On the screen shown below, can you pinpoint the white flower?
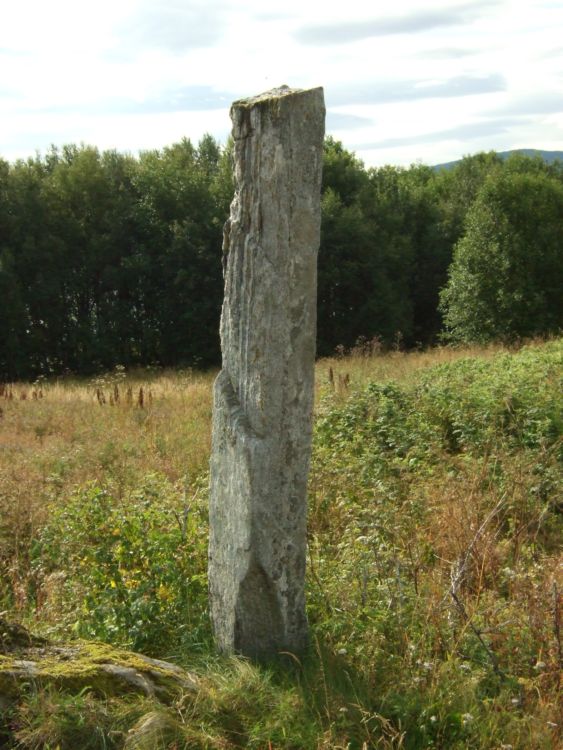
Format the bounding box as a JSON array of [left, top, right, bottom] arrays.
[[337, 648, 348, 656], [461, 713, 474, 725], [430, 715, 437, 723]]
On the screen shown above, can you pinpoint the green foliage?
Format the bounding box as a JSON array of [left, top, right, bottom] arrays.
[[316, 340, 561, 476], [2, 342, 562, 748], [1, 141, 560, 375], [318, 146, 438, 353], [34, 474, 210, 655], [321, 136, 368, 203], [0, 136, 228, 379], [308, 340, 562, 748], [440, 166, 563, 343], [317, 146, 530, 354]]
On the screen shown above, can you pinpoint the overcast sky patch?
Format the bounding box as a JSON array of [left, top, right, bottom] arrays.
[[354, 116, 526, 150], [28, 87, 237, 117], [0, 0, 561, 166], [0, 47, 29, 57], [416, 47, 476, 59], [537, 44, 563, 60], [115, 0, 227, 56], [328, 74, 505, 107], [295, 1, 497, 45], [120, 87, 236, 115], [0, 86, 18, 99], [491, 93, 563, 116], [326, 112, 374, 130]]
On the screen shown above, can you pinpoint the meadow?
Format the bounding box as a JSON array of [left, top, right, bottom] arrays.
[[0, 340, 561, 749]]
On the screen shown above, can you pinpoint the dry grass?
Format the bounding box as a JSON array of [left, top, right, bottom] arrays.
[[0, 344, 508, 541], [1, 368, 214, 483], [0, 368, 215, 614], [317, 341, 512, 400], [0, 340, 561, 749], [0, 341, 533, 619]]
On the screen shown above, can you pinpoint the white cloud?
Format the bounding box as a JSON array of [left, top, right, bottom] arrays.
[[0, 0, 561, 165]]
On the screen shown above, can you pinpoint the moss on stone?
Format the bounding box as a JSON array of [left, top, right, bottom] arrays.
[[0, 623, 198, 704]]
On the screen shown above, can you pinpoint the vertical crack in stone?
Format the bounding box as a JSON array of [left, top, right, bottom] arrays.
[[209, 86, 325, 658]]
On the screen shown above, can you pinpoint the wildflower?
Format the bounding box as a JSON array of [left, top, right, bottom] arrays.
[[430, 715, 437, 723], [157, 584, 172, 601], [337, 647, 348, 656], [461, 713, 474, 725], [459, 663, 471, 672]]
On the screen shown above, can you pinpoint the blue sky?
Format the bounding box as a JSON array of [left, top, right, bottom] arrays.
[[1, 0, 562, 166]]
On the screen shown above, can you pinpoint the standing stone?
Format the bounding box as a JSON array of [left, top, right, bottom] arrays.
[[209, 86, 325, 659]]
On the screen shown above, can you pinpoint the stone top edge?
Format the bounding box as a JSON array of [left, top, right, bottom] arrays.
[[231, 85, 324, 109]]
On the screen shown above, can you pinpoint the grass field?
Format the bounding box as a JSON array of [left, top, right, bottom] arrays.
[[1, 340, 561, 748]]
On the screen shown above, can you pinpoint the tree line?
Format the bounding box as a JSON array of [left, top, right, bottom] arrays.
[[0, 137, 561, 379]]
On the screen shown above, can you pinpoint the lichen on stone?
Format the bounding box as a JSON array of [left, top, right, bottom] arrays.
[[0, 618, 198, 704]]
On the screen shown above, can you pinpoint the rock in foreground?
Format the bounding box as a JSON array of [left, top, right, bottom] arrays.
[[0, 618, 197, 704]]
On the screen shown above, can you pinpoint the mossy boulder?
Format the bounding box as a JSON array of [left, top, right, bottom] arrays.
[[0, 618, 198, 704]]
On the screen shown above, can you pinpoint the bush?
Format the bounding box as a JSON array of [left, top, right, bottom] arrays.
[[308, 341, 562, 748], [34, 474, 210, 655], [440, 170, 563, 343]]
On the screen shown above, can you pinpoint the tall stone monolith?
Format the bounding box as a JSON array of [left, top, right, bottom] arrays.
[[209, 86, 325, 659]]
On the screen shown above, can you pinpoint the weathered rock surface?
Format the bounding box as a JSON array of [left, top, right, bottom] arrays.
[[0, 618, 197, 703], [209, 86, 325, 658]]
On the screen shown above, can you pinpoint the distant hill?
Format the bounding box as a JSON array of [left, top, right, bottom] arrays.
[[434, 148, 563, 171]]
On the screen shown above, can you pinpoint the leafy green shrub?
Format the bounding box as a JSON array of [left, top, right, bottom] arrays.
[[315, 340, 562, 471], [416, 341, 562, 453], [440, 169, 563, 343], [34, 473, 210, 655], [308, 341, 562, 748]]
